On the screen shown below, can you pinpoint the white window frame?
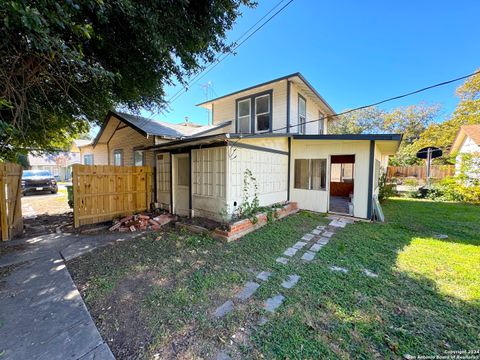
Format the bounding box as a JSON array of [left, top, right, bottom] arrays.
[[298, 95, 306, 134], [255, 94, 271, 133], [133, 149, 145, 166], [318, 111, 325, 135], [113, 149, 123, 166], [294, 158, 327, 190], [237, 98, 251, 134]]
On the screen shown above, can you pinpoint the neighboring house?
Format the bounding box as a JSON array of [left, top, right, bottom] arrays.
[[451, 124, 480, 178], [27, 154, 65, 180], [84, 72, 402, 220]]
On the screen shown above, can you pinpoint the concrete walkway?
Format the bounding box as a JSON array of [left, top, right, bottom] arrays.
[[0, 231, 138, 359]]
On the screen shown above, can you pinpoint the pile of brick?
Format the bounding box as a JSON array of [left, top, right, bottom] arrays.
[[109, 213, 176, 232]]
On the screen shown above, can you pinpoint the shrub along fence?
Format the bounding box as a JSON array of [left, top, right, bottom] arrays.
[[387, 165, 454, 181], [0, 162, 23, 241], [72, 164, 153, 227]]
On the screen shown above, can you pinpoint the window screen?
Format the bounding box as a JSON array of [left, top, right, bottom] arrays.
[[255, 94, 270, 132], [134, 150, 144, 166], [177, 157, 190, 186], [298, 96, 306, 134]]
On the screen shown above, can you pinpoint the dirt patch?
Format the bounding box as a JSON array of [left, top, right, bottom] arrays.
[[23, 212, 73, 237], [177, 216, 223, 231], [78, 270, 162, 359]]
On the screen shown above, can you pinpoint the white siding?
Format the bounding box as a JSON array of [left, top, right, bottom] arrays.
[[456, 136, 480, 176], [290, 140, 371, 218], [289, 82, 328, 135], [212, 80, 288, 133], [191, 147, 227, 220], [226, 138, 288, 216]]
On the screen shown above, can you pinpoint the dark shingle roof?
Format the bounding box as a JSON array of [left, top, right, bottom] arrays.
[[114, 112, 184, 138]]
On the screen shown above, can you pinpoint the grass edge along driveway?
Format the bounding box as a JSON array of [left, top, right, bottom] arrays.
[[68, 198, 480, 359]]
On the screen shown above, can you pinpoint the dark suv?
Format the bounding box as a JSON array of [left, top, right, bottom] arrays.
[[22, 170, 58, 195]]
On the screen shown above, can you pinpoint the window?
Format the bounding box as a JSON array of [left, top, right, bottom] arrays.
[[331, 163, 354, 183], [113, 149, 123, 166], [237, 99, 251, 133], [298, 95, 306, 134], [255, 94, 270, 132], [177, 157, 190, 186], [294, 159, 326, 190], [134, 149, 144, 166], [318, 111, 325, 134], [83, 154, 93, 165]]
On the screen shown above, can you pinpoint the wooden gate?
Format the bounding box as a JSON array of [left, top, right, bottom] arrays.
[[72, 164, 153, 227], [0, 163, 23, 241]]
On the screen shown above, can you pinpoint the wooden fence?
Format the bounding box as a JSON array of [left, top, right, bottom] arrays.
[[0, 163, 23, 241], [387, 165, 455, 181], [72, 164, 153, 227]]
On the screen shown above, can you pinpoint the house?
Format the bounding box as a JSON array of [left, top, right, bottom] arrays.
[[83, 73, 402, 220], [451, 124, 480, 178], [27, 154, 66, 180]]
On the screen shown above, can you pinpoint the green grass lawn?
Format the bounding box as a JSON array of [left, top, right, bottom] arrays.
[[68, 199, 480, 359]]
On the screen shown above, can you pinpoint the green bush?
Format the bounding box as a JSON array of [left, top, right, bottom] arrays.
[[426, 177, 480, 204], [378, 173, 396, 203]]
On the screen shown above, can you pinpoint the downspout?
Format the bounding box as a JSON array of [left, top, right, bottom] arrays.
[[367, 140, 375, 220], [286, 80, 291, 133]]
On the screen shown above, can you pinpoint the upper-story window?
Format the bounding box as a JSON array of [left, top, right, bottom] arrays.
[[237, 99, 251, 133], [255, 94, 271, 132], [298, 95, 306, 134], [236, 91, 272, 134], [318, 111, 325, 134]]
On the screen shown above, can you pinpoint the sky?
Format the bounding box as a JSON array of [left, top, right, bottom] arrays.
[[140, 0, 480, 127]]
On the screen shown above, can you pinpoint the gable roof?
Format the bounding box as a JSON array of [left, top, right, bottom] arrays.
[[196, 72, 336, 115], [92, 110, 232, 146], [451, 124, 480, 152]]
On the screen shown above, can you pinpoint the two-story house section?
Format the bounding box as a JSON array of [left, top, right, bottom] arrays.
[[196, 72, 335, 135], [83, 73, 402, 221]]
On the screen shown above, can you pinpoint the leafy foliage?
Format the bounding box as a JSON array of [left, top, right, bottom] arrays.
[[239, 168, 260, 222], [377, 172, 396, 203], [0, 0, 253, 160]]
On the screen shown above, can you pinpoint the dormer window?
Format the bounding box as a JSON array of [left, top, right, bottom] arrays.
[[236, 90, 272, 134]]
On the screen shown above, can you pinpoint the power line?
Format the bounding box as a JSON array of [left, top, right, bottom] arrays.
[[228, 69, 480, 153], [168, 0, 295, 104]]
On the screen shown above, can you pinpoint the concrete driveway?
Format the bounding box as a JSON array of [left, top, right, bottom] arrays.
[[0, 230, 140, 359]]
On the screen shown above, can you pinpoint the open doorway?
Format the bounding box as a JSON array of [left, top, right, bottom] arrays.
[[172, 153, 190, 217], [329, 155, 355, 215]]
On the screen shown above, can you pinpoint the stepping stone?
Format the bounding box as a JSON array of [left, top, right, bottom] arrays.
[[309, 243, 323, 252], [235, 281, 260, 301], [281, 274, 300, 289], [276, 257, 289, 265], [256, 271, 272, 281], [264, 294, 285, 312], [363, 269, 379, 278], [216, 351, 231, 360], [316, 225, 326, 230], [317, 237, 330, 245], [283, 247, 298, 257], [329, 266, 348, 274], [434, 234, 448, 239], [329, 219, 346, 228], [292, 241, 307, 249], [214, 300, 234, 318], [257, 316, 268, 326], [301, 233, 315, 241], [311, 228, 322, 235], [323, 231, 335, 238], [301, 251, 315, 261]]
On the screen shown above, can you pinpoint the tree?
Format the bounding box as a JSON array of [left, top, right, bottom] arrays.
[[331, 103, 440, 165], [410, 70, 480, 164], [0, 0, 253, 161]]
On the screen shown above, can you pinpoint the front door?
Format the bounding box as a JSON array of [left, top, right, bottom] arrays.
[[172, 153, 190, 216]]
